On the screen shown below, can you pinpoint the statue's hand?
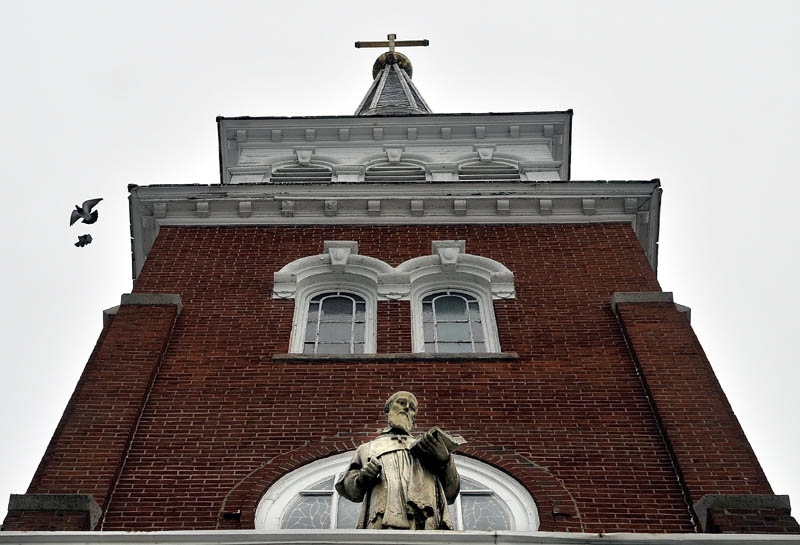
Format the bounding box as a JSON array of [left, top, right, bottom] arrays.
[[356, 459, 382, 487], [418, 430, 451, 465]]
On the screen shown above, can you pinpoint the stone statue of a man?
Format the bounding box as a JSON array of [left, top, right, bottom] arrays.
[[335, 391, 462, 530]]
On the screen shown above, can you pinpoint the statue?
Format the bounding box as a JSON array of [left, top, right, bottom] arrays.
[[335, 391, 465, 530]]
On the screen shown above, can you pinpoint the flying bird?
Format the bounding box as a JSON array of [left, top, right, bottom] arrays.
[[70, 198, 103, 225], [74, 234, 93, 247]]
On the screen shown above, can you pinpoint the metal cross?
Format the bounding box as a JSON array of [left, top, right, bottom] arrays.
[[355, 34, 429, 54]]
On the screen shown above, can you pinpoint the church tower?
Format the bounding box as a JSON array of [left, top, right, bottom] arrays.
[[3, 36, 798, 541]]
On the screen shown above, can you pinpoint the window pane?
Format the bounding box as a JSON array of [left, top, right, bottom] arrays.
[[471, 322, 484, 342], [460, 477, 484, 491], [283, 495, 332, 529], [307, 303, 319, 321], [468, 302, 481, 321], [422, 302, 434, 322], [353, 343, 364, 354], [423, 322, 434, 342], [435, 296, 467, 321], [437, 322, 471, 342], [321, 297, 354, 322], [355, 302, 366, 322], [424, 342, 436, 353], [308, 476, 334, 490], [437, 342, 473, 353], [304, 322, 318, 342], [337, 496, 361, 529], [303, 343, 316, 354], [473, 341, 486, 353], [316, 343, 352, 354], [461, 494, 509, 531], [354, 323, 365, 343], [319, 322, 352, 342]]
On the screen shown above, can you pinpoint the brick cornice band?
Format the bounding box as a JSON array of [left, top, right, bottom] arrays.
[[693, 494, 795, 533], [120, 293, 182, 314]]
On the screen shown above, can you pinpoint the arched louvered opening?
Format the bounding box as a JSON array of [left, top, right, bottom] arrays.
[[458, 162, 521, 182], [365, 162, 426, 183], [271, 164, 332, 183]]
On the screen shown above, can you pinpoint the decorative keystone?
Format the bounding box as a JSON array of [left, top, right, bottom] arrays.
[[367, 200, 381, 216], [497, 199, 510, 215], [432, 240, 465, 273], [582, 198, 596, 216], [295, 148, 314, 166], [410, 200, 424, 216], [196, 202, 210, 218], [385, 147, 403, 164], [453, 199, 467, 216], [539, 199, 553, 215], [324, 241, 358, 274], [475, 145, 495, 162]]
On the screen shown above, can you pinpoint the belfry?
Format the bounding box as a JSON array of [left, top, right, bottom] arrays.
[[2, 36, 798, 543]]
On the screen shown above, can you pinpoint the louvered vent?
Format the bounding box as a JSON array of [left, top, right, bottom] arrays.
[[271, 164, 332, 183], [365, 163, 426, 183], [458, 162, 521, 182]]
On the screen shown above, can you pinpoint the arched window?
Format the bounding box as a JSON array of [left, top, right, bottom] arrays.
[[255, 453, 539, 531], [421, 291, 487, 353], [298, 291, 369, 355]]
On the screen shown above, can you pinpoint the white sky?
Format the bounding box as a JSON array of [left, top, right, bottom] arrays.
[[1, 0, 797, 526]]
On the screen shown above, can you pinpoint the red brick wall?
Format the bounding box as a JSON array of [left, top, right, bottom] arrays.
[[615, 302, 772, 500], [9, 304, 178, 528], [15, 224, 774, 533], [707, 508, 800, 534]]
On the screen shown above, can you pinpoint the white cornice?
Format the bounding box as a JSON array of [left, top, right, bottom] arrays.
[[128, 181, 660, 281], [2, 530, 798, 545]]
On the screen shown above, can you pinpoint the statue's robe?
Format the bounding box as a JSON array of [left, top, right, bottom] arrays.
[[335, 430, 460, 530]]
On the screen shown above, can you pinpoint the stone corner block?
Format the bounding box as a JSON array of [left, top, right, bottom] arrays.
[[693, 494, 792, 532], [610, 291, 674, 314], [120, 293, 183, 315], [8, 493, 102, 530]]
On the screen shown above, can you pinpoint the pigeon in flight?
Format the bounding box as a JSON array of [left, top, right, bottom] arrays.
[[74, 234, 93, 247], [70, 198, 103, 225]]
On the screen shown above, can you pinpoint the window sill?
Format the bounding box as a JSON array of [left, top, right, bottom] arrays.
[[272, 352, 519, 363]]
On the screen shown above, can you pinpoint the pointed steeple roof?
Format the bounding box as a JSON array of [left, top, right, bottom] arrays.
[[355, 51, 432, 116]]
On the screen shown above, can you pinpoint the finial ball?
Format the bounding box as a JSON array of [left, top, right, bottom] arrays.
[[373, 52, 413, 80]]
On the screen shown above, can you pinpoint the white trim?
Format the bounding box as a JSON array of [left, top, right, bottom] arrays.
[[3, 531, 800, 545], [254, 453, 539, 532], [255, 453, 352, 531]]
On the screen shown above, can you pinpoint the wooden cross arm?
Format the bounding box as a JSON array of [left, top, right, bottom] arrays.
[[354, 39, 429, 48]]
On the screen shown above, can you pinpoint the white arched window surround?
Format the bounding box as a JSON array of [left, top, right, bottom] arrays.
[[273, 241, 515, 354], [254, 452, 539, 531]]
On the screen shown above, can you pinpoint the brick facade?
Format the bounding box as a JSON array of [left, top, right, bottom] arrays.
[[4, 223, 794, 534]]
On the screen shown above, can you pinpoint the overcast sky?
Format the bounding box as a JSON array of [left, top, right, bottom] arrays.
[[1, 0, 797, 526]]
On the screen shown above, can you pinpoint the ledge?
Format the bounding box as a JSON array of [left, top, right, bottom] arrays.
[[2, 529, 799, 545], [7, 494, 101, 530], [693, 494, 792, 532], [120, 293, 183, 314], [273, 352, 519, 363]]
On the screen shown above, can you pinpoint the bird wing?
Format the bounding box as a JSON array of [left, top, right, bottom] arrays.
[[82, 198, 103, 212], [70, 209, 81, 225]]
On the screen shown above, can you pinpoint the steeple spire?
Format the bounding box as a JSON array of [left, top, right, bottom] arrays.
[[353, 34, 432, 116]]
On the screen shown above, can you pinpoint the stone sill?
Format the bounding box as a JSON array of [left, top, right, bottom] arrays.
[[273, 352, 519, 363]]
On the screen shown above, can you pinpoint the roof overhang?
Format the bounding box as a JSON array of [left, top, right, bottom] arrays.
[[128, 180, 661, 280]]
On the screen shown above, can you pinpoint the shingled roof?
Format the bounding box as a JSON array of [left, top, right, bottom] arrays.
[[354, 51, 431, 116]]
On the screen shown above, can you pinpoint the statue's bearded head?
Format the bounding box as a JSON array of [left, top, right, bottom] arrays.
[[384, 391, 418, 433]]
